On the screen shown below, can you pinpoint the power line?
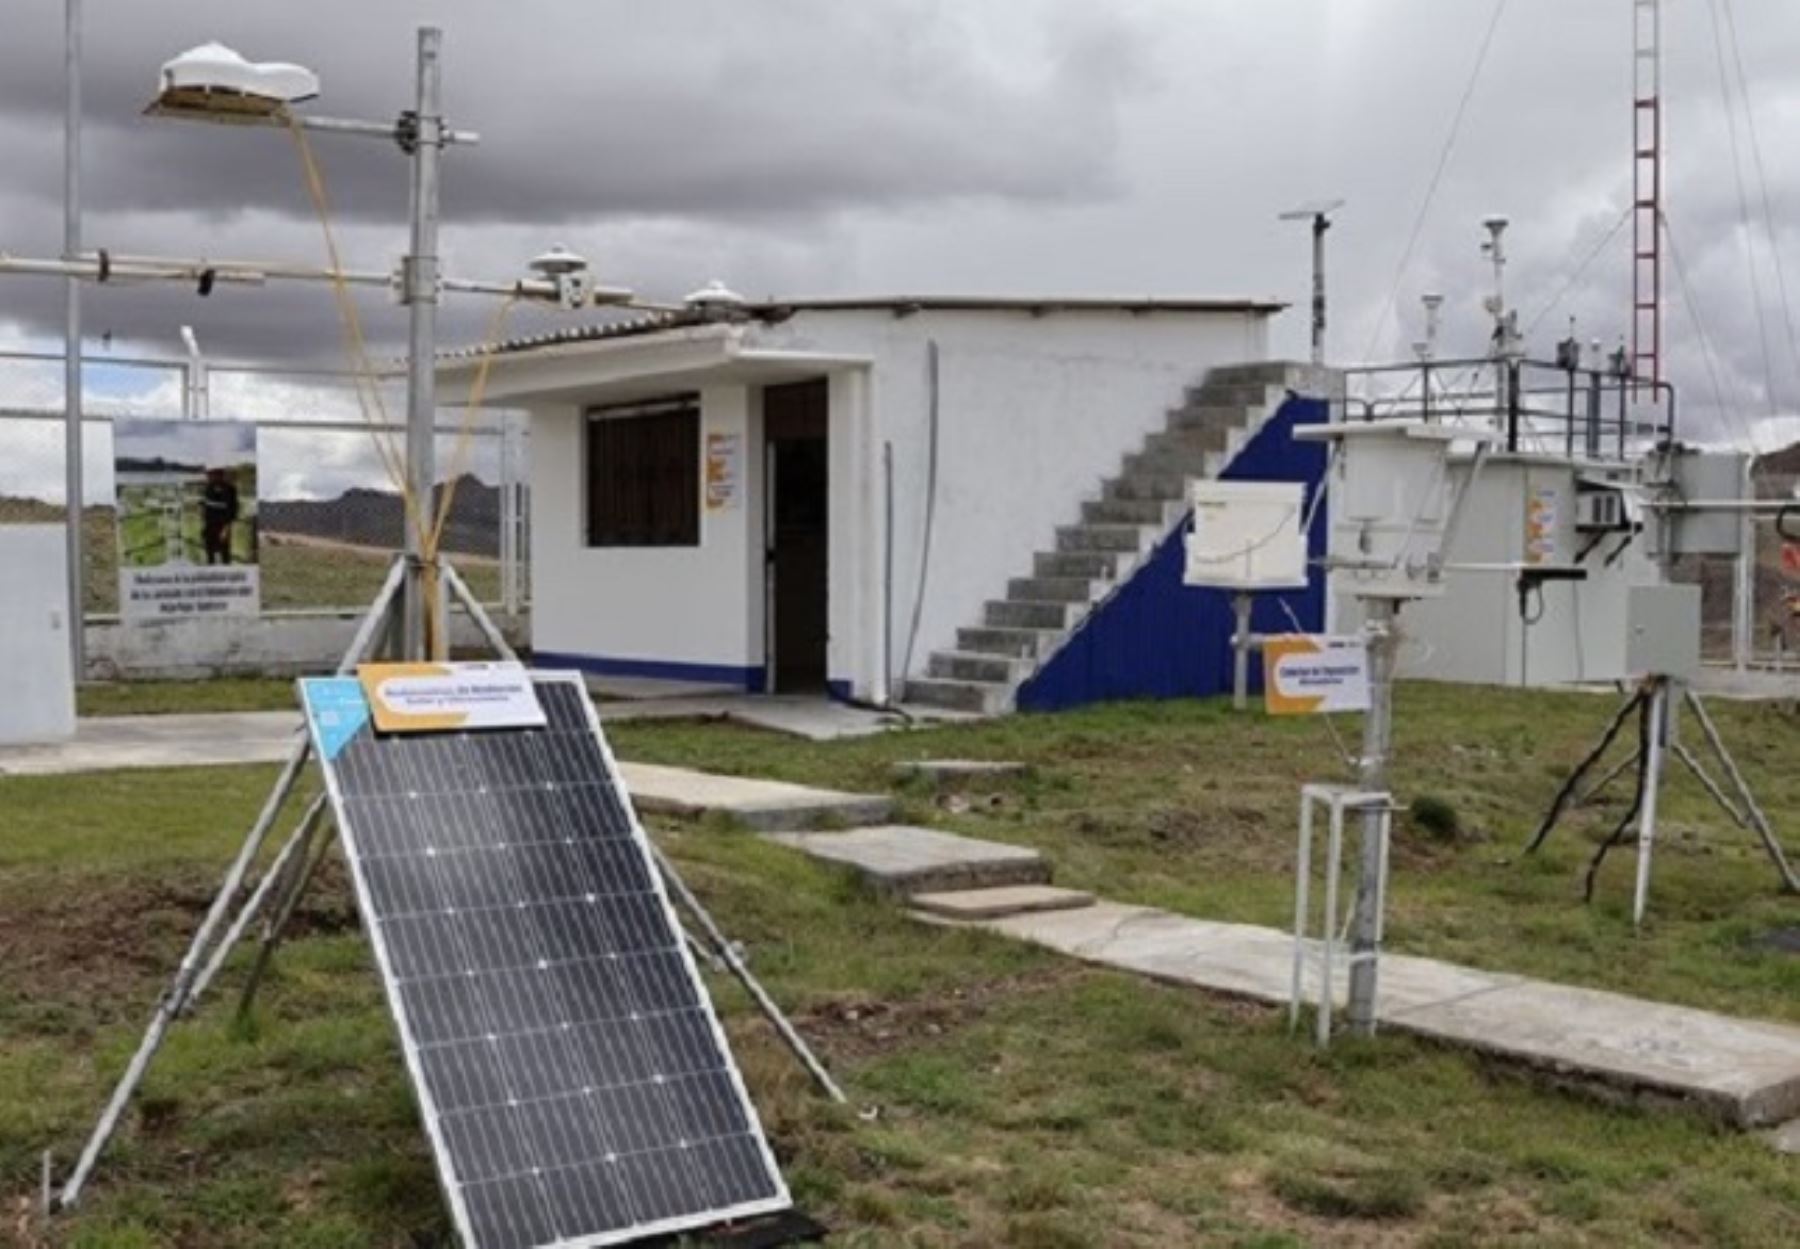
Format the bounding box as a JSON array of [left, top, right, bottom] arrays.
[[1719, 0, 1800, 407], [1361, 0, 1511, 362], [1664, 210, 1756, 451], [1703, 0, 1779, 416], [1522, 205, 1631, 338]]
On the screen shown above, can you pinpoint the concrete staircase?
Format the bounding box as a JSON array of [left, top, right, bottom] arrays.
[[905, 361, 1321, 715]]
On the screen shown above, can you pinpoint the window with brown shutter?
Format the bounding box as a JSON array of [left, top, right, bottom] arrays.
[[584, 396, 701, 547]]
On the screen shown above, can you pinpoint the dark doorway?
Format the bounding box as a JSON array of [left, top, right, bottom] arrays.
[[764, 380, 829, 693]]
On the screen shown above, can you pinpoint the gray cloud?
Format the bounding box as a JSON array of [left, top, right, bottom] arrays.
[[2, 0, 1800, 450]]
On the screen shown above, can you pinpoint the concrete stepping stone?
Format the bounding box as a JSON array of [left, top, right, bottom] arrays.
[[764, 825, 1050, 896], [910, 884, 1094, 921], [619, 762, 893, 831]]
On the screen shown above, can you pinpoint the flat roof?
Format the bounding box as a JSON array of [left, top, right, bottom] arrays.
[[441, 293, 1286, 364]]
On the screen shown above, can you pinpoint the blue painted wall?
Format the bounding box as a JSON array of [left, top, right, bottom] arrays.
[[1014, 394, 1330, 713], [532, 650, 766, 692]]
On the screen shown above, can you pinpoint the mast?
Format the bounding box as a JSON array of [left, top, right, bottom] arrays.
[[1632, 0, 1663, 390]]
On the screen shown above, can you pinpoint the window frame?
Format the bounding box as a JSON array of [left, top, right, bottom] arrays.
[[582, 394, 702, 549]]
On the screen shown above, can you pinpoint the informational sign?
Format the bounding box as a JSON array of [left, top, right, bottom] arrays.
[[114, 419, 259, 622], [1263, 635, 1371, 716], [705, 430, 742, 512], [357, 661, 547, 734], [1524, 485, 1560, 566]]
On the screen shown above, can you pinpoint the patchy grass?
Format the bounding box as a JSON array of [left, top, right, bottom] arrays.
[[77, 680, 300, 719], [4, 688, 1800, 1245]]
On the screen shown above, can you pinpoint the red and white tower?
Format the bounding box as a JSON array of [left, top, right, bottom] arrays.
[[1632, 0, 1663, 388]]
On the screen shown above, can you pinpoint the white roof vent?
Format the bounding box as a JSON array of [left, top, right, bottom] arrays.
[[684, 280, 748, 314]]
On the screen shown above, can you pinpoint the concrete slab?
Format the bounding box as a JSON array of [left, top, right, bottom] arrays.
[[963, 901, 1800, 1127], [594, 694, 905, 741], [893, 759, 1031, 783], [619, 762, 893, 831], [766, 826, 1051, 895], [1767, 1118, 1800, 1155], [910, 884, 1093, 920], [0, 711, 303, 776]]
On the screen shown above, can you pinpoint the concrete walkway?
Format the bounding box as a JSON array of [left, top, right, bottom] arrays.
[[0, 711, 302, 776], [935, 898, 1800, 1128]]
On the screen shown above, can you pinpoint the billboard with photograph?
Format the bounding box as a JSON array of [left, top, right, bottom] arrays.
[[114, 419, 259, 622]]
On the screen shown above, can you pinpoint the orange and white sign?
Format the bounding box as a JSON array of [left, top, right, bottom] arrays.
[[357, 661, 546, 734], [1524, 486, 1560, 566], [1263, 635, 1371, 716]]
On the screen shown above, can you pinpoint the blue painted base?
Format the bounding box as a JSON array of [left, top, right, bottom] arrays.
[[532, 650, 766, 693], [1014, 394, 1330, 713]]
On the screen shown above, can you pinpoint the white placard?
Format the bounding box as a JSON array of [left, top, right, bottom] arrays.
[[358, 661, 547, 733], [1263, 635, 1371, 716]]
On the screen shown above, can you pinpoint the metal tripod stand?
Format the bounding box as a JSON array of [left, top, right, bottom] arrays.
[[50, 555, 844, 1214], [1525, 672, 1800, 925]]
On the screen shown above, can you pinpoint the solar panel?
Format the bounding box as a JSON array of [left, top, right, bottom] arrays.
[[299, 670, 791, 1249]]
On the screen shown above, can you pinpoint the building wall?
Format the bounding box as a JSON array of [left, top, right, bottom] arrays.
[[1014, 394, 1330, 711], [754, 308, 1273, 697], [528, 384, 768, 687]]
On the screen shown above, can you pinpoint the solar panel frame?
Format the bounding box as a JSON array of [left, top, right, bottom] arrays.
[[301, 669, 792, 1249]]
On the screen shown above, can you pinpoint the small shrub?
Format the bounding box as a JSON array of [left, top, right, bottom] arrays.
[[1409, 794, 1462, 842]]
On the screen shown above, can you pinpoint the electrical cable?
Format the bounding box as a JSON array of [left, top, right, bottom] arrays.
[[899, 340, 942, 682], [1718, 0, 1800, 406], [1362, 0, 1512, 361], [1703, 0, 1779, 416], [1663, 210, 1754, 449], [1521, 206, 1631, 338], [281, 105, 521, 650]]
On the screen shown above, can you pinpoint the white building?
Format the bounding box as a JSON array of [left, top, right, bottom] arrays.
[[442, 296, 1337, 710]]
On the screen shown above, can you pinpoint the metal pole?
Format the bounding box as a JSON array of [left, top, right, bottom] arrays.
[[1310, 213, 1329, 366], [182, 795, 329, 1012], [1631, 677, 1669, 928], [1684, 687, 1800, 893], [403, 26, 444, 661], [56, 569, 402, 1208], [58, 737, 314, 1209], [63, 0, 84, 679], [882, 440, 895, 706], [499, 414, 518, 619], [1345, 598, 1396, 1035], [1232, 591, 1253, 711], [651, 842, 847, 1104]]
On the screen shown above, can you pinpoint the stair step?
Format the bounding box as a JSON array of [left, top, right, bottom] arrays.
[[1007, 576, 1096, 603], [957, 626, 1060, 658], [911, 884, 1096, 921], [1185, 381, 1283, 409], [1122, 447, 1222, 479], [904, 677, 1011, 715], [1056, 524, 1151, 554], [1144, 426, 1231, 455], [1204, 360, 1311, 386], [1082, 497, 1187, 527], [1033, 550, 1121, 580], [985, 599, 1077, 630], [928, 650, 1027, 683], [1103, 473, 1190, 502], [1167, 403, 1255, 433]]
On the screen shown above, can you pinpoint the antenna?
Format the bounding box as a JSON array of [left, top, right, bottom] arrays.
[[1632, 0, 1663, 389]]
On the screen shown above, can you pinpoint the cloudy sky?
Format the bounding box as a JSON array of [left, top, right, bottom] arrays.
[[4, 0, 1800, 449]]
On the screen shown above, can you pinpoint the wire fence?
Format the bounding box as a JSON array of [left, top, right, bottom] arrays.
[[0, 351, 529, 620]]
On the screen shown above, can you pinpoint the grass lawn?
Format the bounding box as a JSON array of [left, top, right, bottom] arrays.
[[4, 687, 1798, 1246]]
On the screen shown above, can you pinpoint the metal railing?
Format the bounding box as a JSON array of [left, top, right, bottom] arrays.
[[0, 348, 529, 621], [1337, 357, 1677, 460]]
